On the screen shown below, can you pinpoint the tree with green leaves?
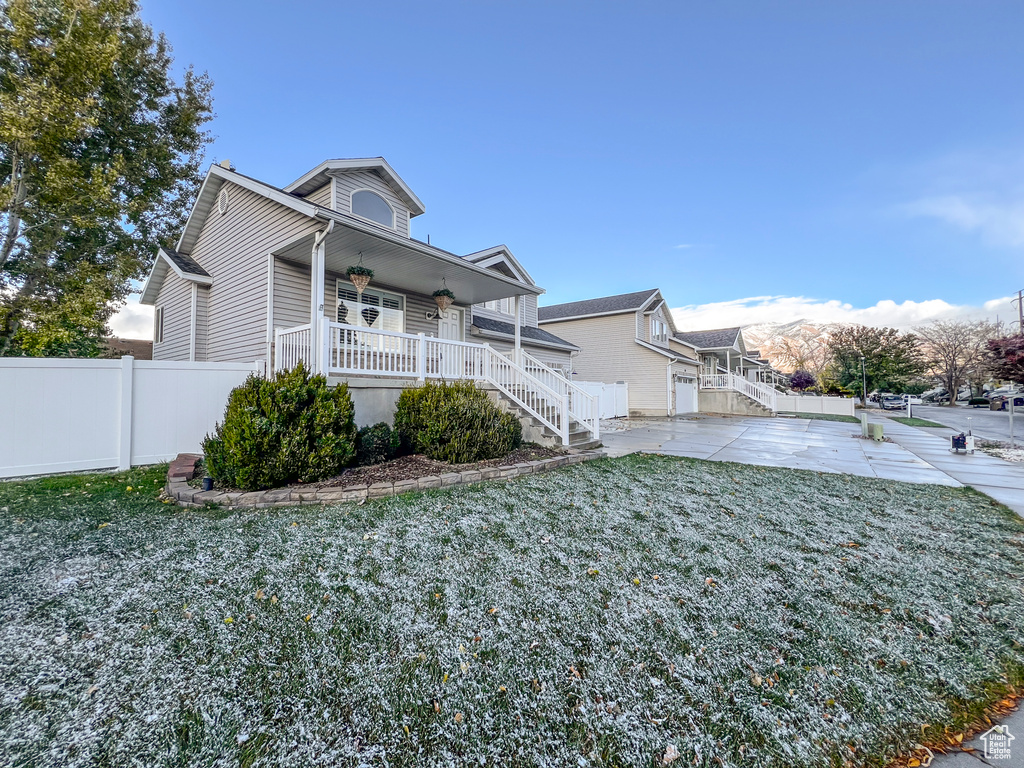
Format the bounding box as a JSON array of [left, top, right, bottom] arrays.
[[825, 324, 926, 400], [0, 0, 213, 356]]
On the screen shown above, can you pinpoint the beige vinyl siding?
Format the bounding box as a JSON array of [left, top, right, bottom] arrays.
[[524, 294, 539, 327], [669, 338, 698, 361], [324, 274, 471, 339], [273, 258, 311, 329], [194, 285, 209, 361], [190, 183, 321, 363], [332, 170, 410, 238], [542, 314, 670, 416], [303, 183, 333, 208], [152, 272, 192, 361]]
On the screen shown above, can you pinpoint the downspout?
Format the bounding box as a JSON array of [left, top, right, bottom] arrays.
[[188, 283, 197, 362], [667, 362, 673, 416]]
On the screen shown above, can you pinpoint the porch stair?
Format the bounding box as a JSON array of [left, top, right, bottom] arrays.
[[699, 373, 778, 416], [498, 385, 601, 450]]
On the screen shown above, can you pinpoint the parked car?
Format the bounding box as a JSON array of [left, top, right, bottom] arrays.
[[903, 395, 923, 405], [881, 395, 905, 410]]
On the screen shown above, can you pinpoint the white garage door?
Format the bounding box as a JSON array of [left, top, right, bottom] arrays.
[[675, 380, 698, 414]]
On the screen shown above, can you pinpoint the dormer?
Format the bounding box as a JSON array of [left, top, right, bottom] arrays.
[[284, 158, 425, 239]]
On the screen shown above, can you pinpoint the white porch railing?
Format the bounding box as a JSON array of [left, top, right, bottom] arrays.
[[700, 372, 777, 412], [274, 323, 312, 372], [274, 320, 604, 445], [516, 350, 599, 441]]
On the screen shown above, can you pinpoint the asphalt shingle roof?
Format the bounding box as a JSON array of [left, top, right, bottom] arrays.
[[162, 248, 210, 277], [471, 315, 579, 350], [674, 327, 741, 350], [538, 289, 660, 322]]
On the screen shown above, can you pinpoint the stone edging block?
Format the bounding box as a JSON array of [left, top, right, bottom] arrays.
[[165, 449, 605, 509]]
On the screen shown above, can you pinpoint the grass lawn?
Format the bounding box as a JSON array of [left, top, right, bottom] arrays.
[[890, 417, 948, 429], [778, 412, 860, 423], [2, 457, 1023, 767]]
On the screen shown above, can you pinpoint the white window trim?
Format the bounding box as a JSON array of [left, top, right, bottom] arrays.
[[349, 188, 396, 230], [335, 278, 407, 332]]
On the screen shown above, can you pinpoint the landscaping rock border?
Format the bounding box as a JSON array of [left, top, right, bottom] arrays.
[[164, 450, 605, 509]]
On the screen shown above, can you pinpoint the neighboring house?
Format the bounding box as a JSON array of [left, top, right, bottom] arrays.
[[139, 157, 596, 446], [674, 327, 768, 381], [537, 289, 701, 417]]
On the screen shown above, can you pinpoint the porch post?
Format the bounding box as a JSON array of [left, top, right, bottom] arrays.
[[309, 234, 327, 373], [514, 294, 522, 366], [726, 349, 731, 376]]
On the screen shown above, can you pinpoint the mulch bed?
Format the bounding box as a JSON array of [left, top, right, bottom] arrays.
[[190, 445, 567, 492]]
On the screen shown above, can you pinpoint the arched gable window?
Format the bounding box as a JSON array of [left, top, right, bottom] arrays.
[[351, 190, 394, 228]]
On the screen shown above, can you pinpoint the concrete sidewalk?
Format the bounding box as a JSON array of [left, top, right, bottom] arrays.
[[601, 415, 961, 486]]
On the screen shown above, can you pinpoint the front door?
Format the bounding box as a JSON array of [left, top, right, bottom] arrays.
[[437, 309, 463, 341]]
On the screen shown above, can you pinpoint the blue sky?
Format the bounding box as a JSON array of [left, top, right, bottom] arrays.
[[115, 0, 1024, 335]]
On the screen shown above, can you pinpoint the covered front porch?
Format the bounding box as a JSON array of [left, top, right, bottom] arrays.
[[268, 214, 598, 445]]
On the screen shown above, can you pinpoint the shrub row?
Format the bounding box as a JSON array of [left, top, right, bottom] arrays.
[[203, 370, 522, 491]]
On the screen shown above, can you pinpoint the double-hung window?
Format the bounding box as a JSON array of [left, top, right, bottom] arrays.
[[337, 282, 405, 332], [651, 317, 668, 344]]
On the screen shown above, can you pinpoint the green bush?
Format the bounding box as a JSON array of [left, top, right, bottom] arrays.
[[202, 362, 357, 491], [393, 380, 522, 464], [356, 422, 401, 466]]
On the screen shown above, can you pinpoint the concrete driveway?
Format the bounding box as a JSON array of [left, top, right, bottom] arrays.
[[601, 414, 1024, 515]]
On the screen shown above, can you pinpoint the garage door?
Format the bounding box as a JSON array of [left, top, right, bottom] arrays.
[[675, 380, 698, 414]]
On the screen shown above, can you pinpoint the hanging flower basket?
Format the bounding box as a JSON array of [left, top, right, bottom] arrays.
[[346, 265, 373, 293], [432, 287, 456, 313]]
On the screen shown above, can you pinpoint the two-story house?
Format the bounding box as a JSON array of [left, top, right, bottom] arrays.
[[537, 289, 701, 417], [139, 158, 597, 446]]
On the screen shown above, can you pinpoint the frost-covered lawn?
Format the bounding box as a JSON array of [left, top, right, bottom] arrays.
[[2, 457, 1024, 768]]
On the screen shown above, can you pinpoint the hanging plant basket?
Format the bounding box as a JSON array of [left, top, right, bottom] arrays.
[[346, 265, 373, 293], [432, 287, 456, 313]]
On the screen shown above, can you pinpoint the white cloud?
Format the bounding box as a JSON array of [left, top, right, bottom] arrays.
[[108, 298, 153, 339], [900, 195, 1024, 248], [672, 294, 1015, 332], [673, 244, 696, 249]]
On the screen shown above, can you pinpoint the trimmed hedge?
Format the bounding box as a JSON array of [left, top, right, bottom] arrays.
[[356, 422, 401, 466], [202, 363, 357, 491], [394, 380, 522, 464]]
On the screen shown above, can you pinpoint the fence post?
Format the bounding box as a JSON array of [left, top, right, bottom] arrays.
[[417, 333, 426, 381], [117, 356, 135, 471]]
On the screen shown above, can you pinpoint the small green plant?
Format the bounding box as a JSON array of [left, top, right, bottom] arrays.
[[202, 362, 357, 491], [431, 287, 456, 301], [969, 397, 990, 407], [345, 265, 374, 278], [394, 380, 521, 463], [356, 422, 401, 466]]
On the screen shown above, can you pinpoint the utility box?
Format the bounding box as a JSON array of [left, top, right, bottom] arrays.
[[870, 423, 884, 442], [860, 412, 870, 438]]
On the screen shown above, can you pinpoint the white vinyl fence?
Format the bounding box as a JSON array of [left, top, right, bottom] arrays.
[[0, 357, 261, 478], [576, 381, 629, 419], [776, 394, 856, 417]]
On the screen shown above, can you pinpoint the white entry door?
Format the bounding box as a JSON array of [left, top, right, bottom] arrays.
[[437, 309, 463, 341], [675, 379, 698, 414]]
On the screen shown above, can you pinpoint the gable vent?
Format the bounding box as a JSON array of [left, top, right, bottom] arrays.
[[217, 189, 229, 215]]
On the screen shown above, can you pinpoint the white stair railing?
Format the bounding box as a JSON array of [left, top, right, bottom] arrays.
[[515, 350, 599, 442], [699, 372, 777, 412]]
